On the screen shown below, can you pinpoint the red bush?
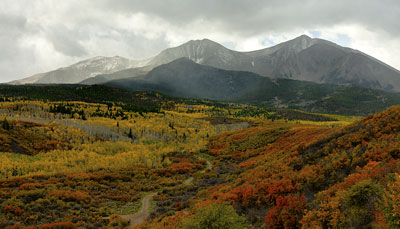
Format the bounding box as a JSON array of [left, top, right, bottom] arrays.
[[39, 222, 74, 229], [3, 205, 23, 216], [265, 195, 306, 229], [49, 190, 91, 203]]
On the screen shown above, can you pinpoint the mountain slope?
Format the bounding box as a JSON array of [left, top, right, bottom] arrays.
[[111, 58, 266, 101], [79, 65, 154, 85], [106, 58, 400, 115], [10, 56, 148, 84]]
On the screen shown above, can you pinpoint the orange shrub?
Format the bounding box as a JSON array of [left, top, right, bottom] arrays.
[[39, 222, 74, 229], [19, 183, 43, 190], [49, 190, 91, 203], [3, 205, 23, 216]]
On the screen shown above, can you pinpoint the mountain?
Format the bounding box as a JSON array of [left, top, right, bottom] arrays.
[[146, 39, 252, 69], [144, 35, 400, 92], [84, 35, 400, 91], [9, 56, 148, 85], [106, 58, 400, 115], [79, 39, 253, 86], [10, 35, 400, 92], [250, 35, 400, 91]]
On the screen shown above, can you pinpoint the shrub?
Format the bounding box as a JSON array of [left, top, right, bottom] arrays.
[[343, 179, 383, 228], [39, 221, 75, 229], [182, 202, 246, 229], [17, 189, 45, 203], [264, 195, 306, 229], [3, 205, 23, 216], [49, 190, 91, 204]]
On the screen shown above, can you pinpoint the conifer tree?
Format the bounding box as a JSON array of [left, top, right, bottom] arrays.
[[128, 128, 133, 139], [2, 118, 11, 130]]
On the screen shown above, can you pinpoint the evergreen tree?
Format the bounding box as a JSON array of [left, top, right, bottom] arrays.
[[2, 118, 11, 130], [128, 128, 134, 139], [81, 112, 87, 120]]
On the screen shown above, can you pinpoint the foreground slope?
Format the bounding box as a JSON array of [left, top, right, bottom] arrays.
[[107, 58, 400, 116], [141, 105, 400, 228]]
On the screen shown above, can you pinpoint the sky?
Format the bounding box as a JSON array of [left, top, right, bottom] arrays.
[[1, 0, 400, 82]]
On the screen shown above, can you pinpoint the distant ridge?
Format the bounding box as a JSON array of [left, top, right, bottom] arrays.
[[9, 56, 149, 85]]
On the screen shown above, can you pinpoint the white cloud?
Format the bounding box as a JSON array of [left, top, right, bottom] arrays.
[[0, 0, 399, 83]]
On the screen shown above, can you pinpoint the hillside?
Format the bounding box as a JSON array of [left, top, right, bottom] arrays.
[[106, 58, 400, 116], [139, 105, 400, 228], [0, 84, 169, 113]]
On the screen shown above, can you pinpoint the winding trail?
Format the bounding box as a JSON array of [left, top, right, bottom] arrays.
[[183, 159, 212, 215], [204, 160, 212, 171], [184, 159, 212, 184], [113, 158, 212, 227], [121, 193, 156, 227]]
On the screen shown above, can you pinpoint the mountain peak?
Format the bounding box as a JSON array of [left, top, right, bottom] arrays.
[[184, 38, 223, 48], [290, 34, 314, 44], [278, 34, 316, 52], [296, 34, 312, 40], [148, 38, 233, 66]]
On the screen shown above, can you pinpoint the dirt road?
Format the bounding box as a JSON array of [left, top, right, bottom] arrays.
[[119, 159, 212, 226], [121, 193, 156, 227]]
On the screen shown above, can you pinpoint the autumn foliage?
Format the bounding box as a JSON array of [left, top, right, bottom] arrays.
[[165, 105, 400, 228], [2, 96, 400, 227]]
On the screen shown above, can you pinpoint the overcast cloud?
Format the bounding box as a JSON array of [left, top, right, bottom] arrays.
[[0, 0, 399, 82]]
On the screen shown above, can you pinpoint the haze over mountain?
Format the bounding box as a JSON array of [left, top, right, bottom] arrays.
[[79, 65, 154, 85], [9, 56, 149, 85], [106, 58, 400, 115], [10, 35, 400, 92]]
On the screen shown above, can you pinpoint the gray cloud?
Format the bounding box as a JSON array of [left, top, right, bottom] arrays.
[[0, 0, 399, 82], [99, 0, 400, 36], [0, 13, 27, 60], [46, 25, 87, 57]]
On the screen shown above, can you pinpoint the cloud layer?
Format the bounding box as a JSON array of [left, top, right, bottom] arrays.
[[1, 0, 399, 82]]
